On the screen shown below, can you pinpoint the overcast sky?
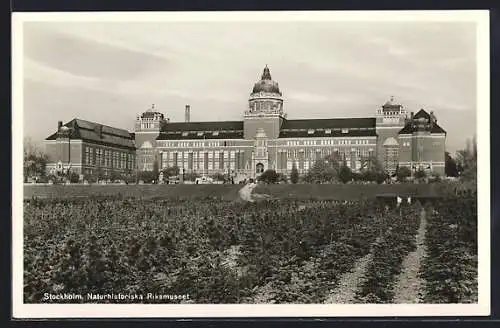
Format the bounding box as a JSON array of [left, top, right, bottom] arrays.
[[22, 19, 477, 154]]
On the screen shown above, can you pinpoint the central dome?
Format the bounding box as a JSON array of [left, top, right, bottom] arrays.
[[251, 65, 282, 95]]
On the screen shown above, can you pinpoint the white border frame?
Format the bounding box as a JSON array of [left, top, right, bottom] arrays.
[[12, 10, 490, 318]]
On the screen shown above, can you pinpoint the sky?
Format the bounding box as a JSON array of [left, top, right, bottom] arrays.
[[21, 18, 478, 154]]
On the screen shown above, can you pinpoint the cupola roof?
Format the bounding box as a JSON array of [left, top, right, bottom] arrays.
[[251, 65, 282, 95]]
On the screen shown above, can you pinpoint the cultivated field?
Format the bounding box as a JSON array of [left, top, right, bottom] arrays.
[[23, 188, 477, 304]]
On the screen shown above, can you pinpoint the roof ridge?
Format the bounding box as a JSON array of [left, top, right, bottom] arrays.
[[74, 118, 131, 133], [286, 117, 374, 121], [167, 120, 244, 124]]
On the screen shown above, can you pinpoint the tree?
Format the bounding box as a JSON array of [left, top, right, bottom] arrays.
[[152, 158, 160, 183], [94, 164, 103, 183], [305, 153, 342, 183], [276, 172, 288, 183], [357, 155, 386, 183], [445, 152, 459, 177], [258, 169, 278, 184], [414, 169, 427, 181], [109, 170, 122, 182], [211, 172, 226, 182], [290, 162, 299, 184], [338, 165, 352, 184], [69, 172, 80, 183], [137, 171, 155, 183], [361, 154, 383, 172], [23, 137, 48, 182], [396, 166, 412, 182], [455, 136, 477, 182], [163, 166, 180, 177], [184, 172, 201, 182], [375, 172, 388, 184]]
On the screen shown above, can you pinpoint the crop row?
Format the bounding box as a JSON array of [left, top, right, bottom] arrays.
[[354, 204, 422, 303], [420, 195, 478, 303]]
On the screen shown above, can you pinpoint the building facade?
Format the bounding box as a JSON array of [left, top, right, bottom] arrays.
[[45, 119, 136, 177], [46, 66, 446, 179]]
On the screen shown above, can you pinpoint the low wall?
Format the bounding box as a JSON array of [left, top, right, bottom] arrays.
[[23, 184, 244, 201], [253, 183, 448, 201], [23, 182, 453, 201]]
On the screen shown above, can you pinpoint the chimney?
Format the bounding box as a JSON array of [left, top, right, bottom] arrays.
[[58, 121, 63, 131], [185, 105, 191, 123], [410, 111, 414, 120]]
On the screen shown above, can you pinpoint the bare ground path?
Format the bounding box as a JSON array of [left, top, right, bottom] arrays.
[[324, 237, 382, 304], [392, 208, 427, 303], [324, 253, 373, 304], [238, 183, 257, 202]]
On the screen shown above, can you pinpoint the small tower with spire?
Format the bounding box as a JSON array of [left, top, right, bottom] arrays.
[[134, 104, 169, 171], [375, 96, 408, 173]]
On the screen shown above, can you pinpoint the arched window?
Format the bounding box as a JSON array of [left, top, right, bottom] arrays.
[[256, 163, 264, 174]]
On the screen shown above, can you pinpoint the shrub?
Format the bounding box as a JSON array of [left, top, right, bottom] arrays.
[[396, 166, 412, 182], [69, 172, 80, 183], [337, 165, 352, 184], [290, 163, 299, 184], [258, 169, 278, 184]]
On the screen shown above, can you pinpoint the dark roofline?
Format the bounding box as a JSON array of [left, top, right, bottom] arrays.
[[279, 130, 377, 138], [160, 120, 244, 132], [281, 117, 376, 131], [157, 132, 244, 140], [45, 134, 136, 150], [46, 118, 134, 140], [73, 119, 134, 140], [398, 123, 447, 135]]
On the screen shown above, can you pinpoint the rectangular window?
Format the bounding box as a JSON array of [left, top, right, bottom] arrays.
[[173, 153, 178, 167], [188, 152, 193, 170], [235, 152, 240, 170], [219, 152, 224, 170], [204, 152, 209, 171]]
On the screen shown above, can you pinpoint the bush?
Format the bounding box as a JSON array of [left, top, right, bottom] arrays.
[[258, 169, 278, 184], [396, 166, 412, 182], [211, 173, 226, 182], [184, 172, 201, 182], [162, 166, 180, 178], [290, 163, 299, 184], [69, 172, 80, 183], [137, 171, 156, 184], [337, 165, 352, 184], [414, 169, 427, 181]]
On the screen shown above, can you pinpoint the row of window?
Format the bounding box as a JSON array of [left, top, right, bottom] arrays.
[[84, 146, 135, 170], [285, 139, 374, 146], [162, 151, 246, 171], [162, 141, 234, 148], [281, 159, 363, 171], [141, 122, 158, 130], [160, 138, 378, 148], [161, 148, 374, 159], [384, 148, 399, 173]]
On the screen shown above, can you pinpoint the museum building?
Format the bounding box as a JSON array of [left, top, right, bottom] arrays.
[[45, 66, 446, 178]]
